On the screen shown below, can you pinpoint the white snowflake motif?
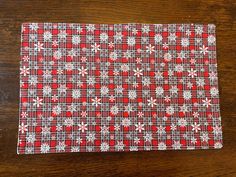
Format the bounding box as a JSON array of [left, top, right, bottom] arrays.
[[171, 124, 177, 131], [154, 34, 163, 43], [65, 62, 74, 71], [115, 141, 125, 151], [78, 66, 88, 77], [195, 25, 203, 35], [40, 143, 50, 153], [58, 84, 67, 94], [52, 105, 62, 115], [33, 97, 43, 107], [100, 142, 109, 152], [56, 141, 66, 152], [29, 23, 39, 31], [199, 45, 208, 55], [110, 105, 119, 115], [68, 49, 76, 58], [172, 141, 181, 150], [20, 66, 29, 76], [142, 25, 150, 33], [209, 71, 217, 80], [114, 124, 120, 131], [168, 33, 177, 41], [155, 86, 164, 96], [158, 142, 167, 150], [155, 71, 163, 80], [72, 89, 81, 99], [202, 97, 211, 108], [109, 51, 118, 61], [157, 125, 166, 135], [87, 76, 96, 86], [72, 35, 80, 45], [191, 122, 201, 133], [100, 32, 108, 42], [137, 112, 144, 118], [191, 137, 197, 144], [91, 43, 100, 53], [133, 68, 143, 77], [183, 90, 192, 100], [170, 85, 178, 95], [146, 44, 155, 54], [166, 106, 174, 115], [180, 104, 189, 114], [100, 86, 109, 95], [115, 85, 124, 94], [64, 118, 74, 127], [135, 122, 145, 133], [129, 145, 138, 151], [210, 87, 219, 97], [22, 55, 29, 62], [188, 68, 197, 78], [121, 118, 131, 127], [213, 125, 222, 135], [121, 64, 130, 72], [143, 132, 153, 142], [67, 104, 76, 113], [78, 122, 88, 133], [34, 42, 44, 52], [175, 64, 184, 73], [134, 137, 140, 144], [43, 85, 52, 96], [86, 132, 96, 143], [128, 90, 137, 100], [127, 36, 136, 46], [164, 52, 172, 62], [208, 35, 216, 44], [123, 50, 132, 59], [214, 142, 223, 149], [196, 78, 205, 87], [41, 126, 50, 136], [76, 137, 83, 144], [21, 112, 28, 118], [56, 124, 62, 131], [193, 112, 199, 118], [101, 125, 109, 135], [132, 28, 138, 35], [43, 31, 52, 41], [19, 122, 28, 134], [43, 70, 52, 79], [58, 30, 67, 39], [147, 97, 157, 107], [91, 97, 101, 107], [178, 118, 187, 127], [71, 146, 80, 152], [26, 133, 36, 143], [114, 32, 123, 41], [142, 77, 151, 87], [53, 50, 62, 60], [181, 38, 189, 47], [164, 95, 171, 102], [200, 132, 210, 142], [86, 24, 95, 32]]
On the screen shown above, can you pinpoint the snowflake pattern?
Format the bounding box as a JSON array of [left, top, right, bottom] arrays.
[[18, 23, 222, 154]]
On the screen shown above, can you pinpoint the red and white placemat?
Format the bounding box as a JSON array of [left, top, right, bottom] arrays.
[[18, 23, 223, 154]]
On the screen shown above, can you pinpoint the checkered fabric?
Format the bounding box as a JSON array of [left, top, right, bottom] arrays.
[[18, 23, 223, 154]]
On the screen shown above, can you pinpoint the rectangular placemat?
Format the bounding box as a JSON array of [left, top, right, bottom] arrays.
[[18, 23, 223, 154]]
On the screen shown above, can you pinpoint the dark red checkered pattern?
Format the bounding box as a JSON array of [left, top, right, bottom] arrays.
[[18, 23, 222, 154]]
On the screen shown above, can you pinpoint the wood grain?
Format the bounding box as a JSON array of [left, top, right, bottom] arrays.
[[0, 0, 236, 176]]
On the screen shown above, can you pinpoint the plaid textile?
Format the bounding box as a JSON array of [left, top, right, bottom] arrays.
[[18, 23, 223, 154]]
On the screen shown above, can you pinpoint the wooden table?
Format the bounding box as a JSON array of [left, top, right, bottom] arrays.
[[0, 0, 236, 176]]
